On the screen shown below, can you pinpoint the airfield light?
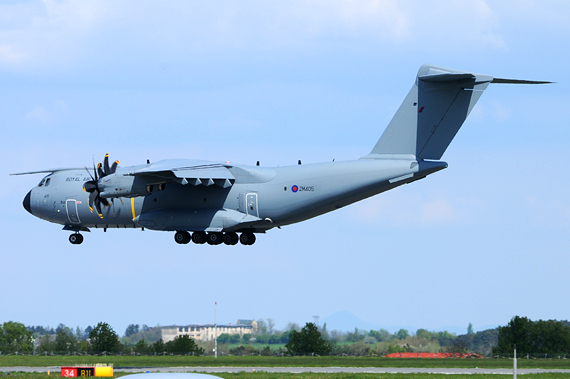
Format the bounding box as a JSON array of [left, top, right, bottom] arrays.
[[514, 344, 517, 379], [214, 302, 217, 359]]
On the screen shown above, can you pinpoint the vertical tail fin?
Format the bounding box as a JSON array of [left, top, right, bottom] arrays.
[[366, 64, 493, 160]]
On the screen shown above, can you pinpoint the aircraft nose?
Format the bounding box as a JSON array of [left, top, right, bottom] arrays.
[[23, 190, 32, 215]]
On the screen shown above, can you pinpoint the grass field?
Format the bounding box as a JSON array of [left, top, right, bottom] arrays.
[[1, 355, 570, 369], [2, 372, 570, 379]]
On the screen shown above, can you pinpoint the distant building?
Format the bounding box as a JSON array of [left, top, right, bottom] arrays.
[[236, 320, 258, 334], [161, 320, 257, 342]]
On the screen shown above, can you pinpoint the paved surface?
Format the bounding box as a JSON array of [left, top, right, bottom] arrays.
[[3, 366, 570, 375]]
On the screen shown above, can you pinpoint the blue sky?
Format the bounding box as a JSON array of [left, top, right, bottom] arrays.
[[2, 0, 569, 336]]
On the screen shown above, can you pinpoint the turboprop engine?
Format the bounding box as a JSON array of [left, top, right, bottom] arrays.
[[98, 173, 166, 199], [83, 153, 166, 217]]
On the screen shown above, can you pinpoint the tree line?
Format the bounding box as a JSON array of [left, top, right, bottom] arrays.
[[493, 316, 570, 357], [0, 321, 202, 355], [2, 316, 569, 356]]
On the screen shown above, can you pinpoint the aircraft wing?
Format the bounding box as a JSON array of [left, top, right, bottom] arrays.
[[126, 159, 235, 188], [10, 168, 85, 176]]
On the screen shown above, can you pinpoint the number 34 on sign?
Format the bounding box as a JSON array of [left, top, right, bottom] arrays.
[[61, 367, 113, 377]]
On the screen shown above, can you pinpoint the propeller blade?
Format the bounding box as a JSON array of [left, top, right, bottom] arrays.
[[84, 166, 96, 182], [88, 191, 97, 213], [95, 197, 103, 218], [110, 160, 119, 174], [86, 153, 120, 219], [97, 163, 104, 179], [104, 153, 110, 176]]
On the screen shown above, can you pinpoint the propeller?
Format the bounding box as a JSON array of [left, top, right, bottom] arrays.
[[83, 153, 119, 218]]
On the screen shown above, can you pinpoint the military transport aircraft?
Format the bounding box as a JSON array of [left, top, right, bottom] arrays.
[[12, 64, 549, 245]]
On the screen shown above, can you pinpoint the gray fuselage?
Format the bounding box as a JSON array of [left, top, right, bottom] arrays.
[[20, 63, 521, 245], [24, 158, 446, 234]]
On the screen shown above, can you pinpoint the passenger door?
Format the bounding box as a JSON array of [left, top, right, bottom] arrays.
[[66, 199, 81, 224], [246, 193, 258, 217]]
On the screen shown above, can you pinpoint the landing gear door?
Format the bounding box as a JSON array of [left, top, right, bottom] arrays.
[[66, 199, 81, 224], [246, 193, 258, 217]]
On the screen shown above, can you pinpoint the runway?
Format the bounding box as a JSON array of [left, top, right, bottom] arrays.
[[4, 366, 570, 375]]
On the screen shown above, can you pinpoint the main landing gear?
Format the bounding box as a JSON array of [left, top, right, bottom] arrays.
[[69, 233, 84, 245], [174, 231, 255, 246]]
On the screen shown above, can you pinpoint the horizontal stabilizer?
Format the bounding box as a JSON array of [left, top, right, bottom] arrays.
[[491, 78, 553, 84]]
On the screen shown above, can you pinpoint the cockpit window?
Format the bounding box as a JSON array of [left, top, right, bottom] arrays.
[[38, 175, 52, 187]]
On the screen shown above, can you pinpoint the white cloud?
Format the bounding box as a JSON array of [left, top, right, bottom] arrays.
[[25, 106, 51, 123], [419, 198, 454, 224], [469, 100, 511, 124], [23, 100, 69, 124], [288, 0, 412, 42], [348, 191, 468, 227], [0, 44, 24, 64], [0, 0, 109, 69], [404, 0, 505, 51], [0, 0, 512, 72], [491, 101, 511, 121]]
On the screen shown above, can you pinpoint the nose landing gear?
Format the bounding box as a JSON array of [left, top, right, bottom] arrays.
[[69, 233, 84, 245]]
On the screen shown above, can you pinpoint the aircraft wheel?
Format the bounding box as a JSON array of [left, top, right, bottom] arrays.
[[223, 232, 238, 245], [69, 234, 83, 245], [174, 231, 190, 244], [192, 231, 207, 244], [207, 232, 223, 245], [240, 232, 256, 245]]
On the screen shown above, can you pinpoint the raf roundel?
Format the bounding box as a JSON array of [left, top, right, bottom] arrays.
[[292, 185, 299, 193]]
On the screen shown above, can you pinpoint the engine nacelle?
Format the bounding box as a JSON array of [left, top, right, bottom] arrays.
[[98, 174, 166, 198]]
